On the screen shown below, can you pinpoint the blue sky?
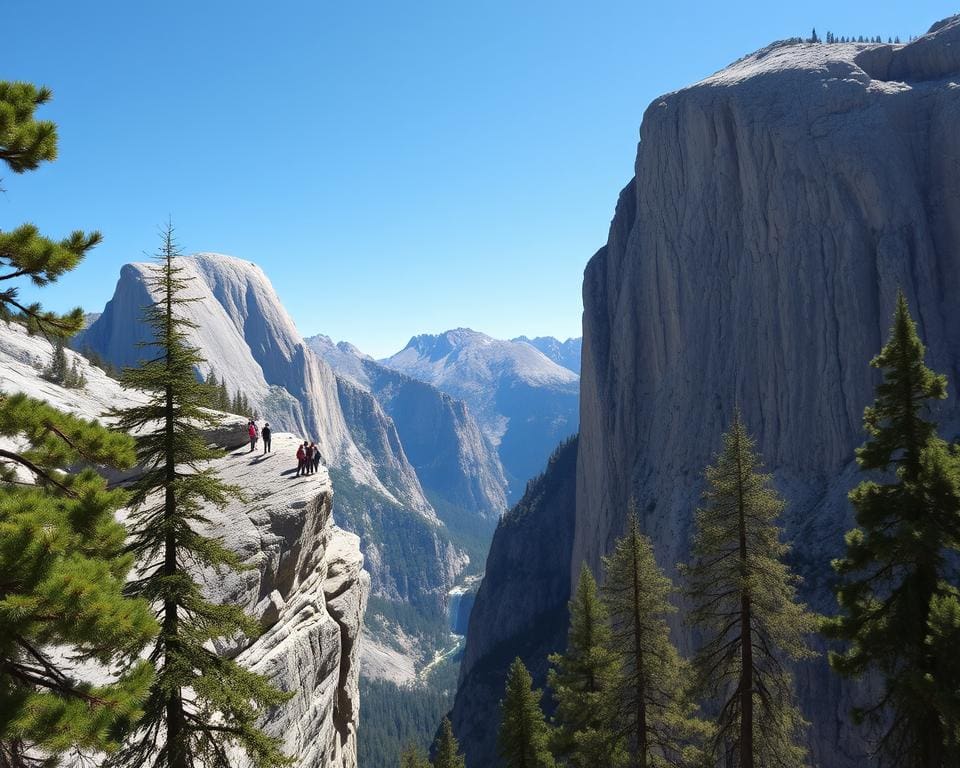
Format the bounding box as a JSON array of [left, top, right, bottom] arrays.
[[3, 1, 955, 357]]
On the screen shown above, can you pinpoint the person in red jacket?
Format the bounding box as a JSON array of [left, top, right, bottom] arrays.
[[247, 420, 259, 452], [295, 441, 307, 477]]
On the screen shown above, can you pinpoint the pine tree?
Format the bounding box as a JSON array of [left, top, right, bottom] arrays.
[[498, 658, 555, 768], [433, 718, 466, 768], [108, 225, 290, 768], [549, 563, 624, 767], [398, 743, 431, 768], [684, 414, 816, 768], [823, 292, 960, 767], [67, 357, 86, 388], [218, 379, 229, 412], [0, 82, 100, 337], [602, 513, 709, 768], [41, 339, 69, 384], [0, 395, 157, 767], [0, 80, 157, 766]]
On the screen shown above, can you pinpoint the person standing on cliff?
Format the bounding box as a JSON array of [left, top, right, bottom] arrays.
[[312, 443, 322, 474], [247, 420, 258, 452], [295, 441, 306, 476], [262, 422, 272, 454]]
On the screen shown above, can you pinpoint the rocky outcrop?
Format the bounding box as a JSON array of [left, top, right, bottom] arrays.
[[382, 329, 580, 498], [309, 334, 508, 521], [0, 321, 369, 768], [200, 434, 368, 768], [450, 437, 578, 768], [573, 18, 960, 768], [511, 336, 582, 374]]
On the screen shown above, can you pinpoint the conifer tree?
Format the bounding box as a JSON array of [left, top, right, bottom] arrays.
[[684, 414, 816, 768], [602, 513, 708, 768], [41, 339, 69, 384], [433, 718, 466, 768], [108, 225, 290, 768], [0, 80, 157, 766], [0, 82, 100, 336], [217, 378, 230, 412], [548, 564, 624, 768], [0, 395, 157, 767], [823, 292, 960, 767], [498, 658, 555, 768], [398, 743, 431, 768]]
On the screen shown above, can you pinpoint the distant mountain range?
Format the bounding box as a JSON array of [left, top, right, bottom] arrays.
[[380, 328, 580, 499], [511, 335, 581, 373]]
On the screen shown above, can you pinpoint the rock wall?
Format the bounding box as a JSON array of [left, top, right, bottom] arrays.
[[575, 16, 960, 767], [450, 437, 578, 768], [450, 16, 960, 767]]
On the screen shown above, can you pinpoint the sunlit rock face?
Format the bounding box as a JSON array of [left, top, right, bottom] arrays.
[[576, 16, 960, 767], [451, 16, 960, 767]]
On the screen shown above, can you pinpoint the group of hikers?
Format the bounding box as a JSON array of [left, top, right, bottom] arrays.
[[245, 419, 324, 477], [247, 420, 272, 453], [295, 440, 323, 477]]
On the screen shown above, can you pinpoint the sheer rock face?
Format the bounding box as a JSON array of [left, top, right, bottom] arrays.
[[382, 328, 580, 498], [575, 16, 960, 767], [308, 334, 508, 520], [450, 438, 578, 768], [0, 322, 369, 768]]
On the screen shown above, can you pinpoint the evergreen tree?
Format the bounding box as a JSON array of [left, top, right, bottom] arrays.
[[602, 513, 709, 768], [43, 340, 85, 388], [823, 292, 960, 767], [0, 395, 157, 767], [41, 339, 69, 384], [0, 82, 100, 336], [0, 80, 157, 766], [684, 414, 816, 768], [498, 658, 555, 768], [398, 743, 431, 768], [67, 357, 86, 389], [433, 718, 466, 768], [108, 225, 290, 768], [548, 563, 624, 768]]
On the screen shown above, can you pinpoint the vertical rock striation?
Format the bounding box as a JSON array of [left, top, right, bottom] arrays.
[[452, 16, 960, 767], [575, 17, 960, 768], [449, 437, 578, 768]]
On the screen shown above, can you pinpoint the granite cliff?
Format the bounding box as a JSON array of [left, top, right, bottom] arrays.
[[452, 16, 960, 767]]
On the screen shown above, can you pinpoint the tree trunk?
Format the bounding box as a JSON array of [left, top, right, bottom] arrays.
[[631, 532, 648, 768], [736, 431, 754, 768]]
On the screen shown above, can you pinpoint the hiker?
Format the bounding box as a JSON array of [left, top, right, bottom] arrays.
[[312, 442, 322, 473], [262, 422, 272, 454], [248, 420, 259, 452], [295, 441, 307, 477], [305, 442, 315, 475]]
